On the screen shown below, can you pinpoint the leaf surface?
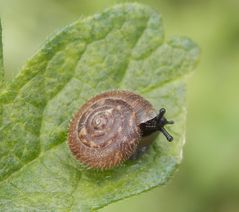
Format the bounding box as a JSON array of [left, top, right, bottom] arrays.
[[0, 3, 199, 211]]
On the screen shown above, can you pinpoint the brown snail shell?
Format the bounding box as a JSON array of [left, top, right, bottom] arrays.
[[68, 90, 173, 170]]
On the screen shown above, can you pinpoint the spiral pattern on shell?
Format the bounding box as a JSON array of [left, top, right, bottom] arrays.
[[68, 90, 156, 169], [68, 93, 146, 169]]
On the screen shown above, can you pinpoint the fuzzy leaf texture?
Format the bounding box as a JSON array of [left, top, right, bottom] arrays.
[[0, 3, 199, 211]]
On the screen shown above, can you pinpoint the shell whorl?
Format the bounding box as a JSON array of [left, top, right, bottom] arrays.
[[68, 91, 155, 169]]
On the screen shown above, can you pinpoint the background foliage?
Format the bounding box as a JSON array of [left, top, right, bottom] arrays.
[[0, 0, 238, 212]]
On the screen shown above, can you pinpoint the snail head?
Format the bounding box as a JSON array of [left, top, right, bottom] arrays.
[[140, 108, 174, 142]]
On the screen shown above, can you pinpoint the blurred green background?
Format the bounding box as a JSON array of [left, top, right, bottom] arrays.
[[1, 0, 239, 211]]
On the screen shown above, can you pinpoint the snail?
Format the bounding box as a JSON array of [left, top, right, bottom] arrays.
[[68, 90, 174, 169]]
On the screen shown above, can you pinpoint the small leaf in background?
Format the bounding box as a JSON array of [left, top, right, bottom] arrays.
[[0, 19, 3, 88], [0, 3, 199, 211], [0, 19, 3, 129]]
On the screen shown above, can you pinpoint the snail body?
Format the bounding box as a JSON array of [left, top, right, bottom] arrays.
[[68, 90, 173, 170]]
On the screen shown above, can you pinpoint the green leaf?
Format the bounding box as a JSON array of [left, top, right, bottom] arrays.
[[0, 19, 4, 129], [0, 3, 199, 211], [0, 19, 3, 88]]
